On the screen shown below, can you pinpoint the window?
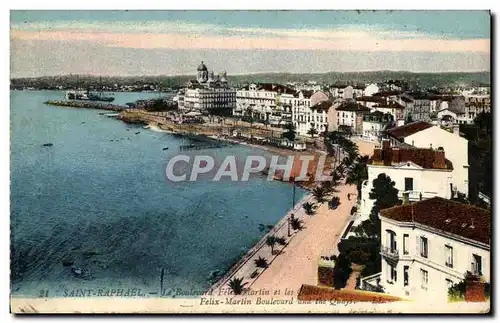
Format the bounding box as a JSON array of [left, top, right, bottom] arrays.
[[420, 237, 428, 258], [404, 177, 414, 191], [404, 266, 409, 286], [420, 269, 428, 289], [386, 230, 397, 253], [403, 234, 409, 255], [446, 279, 454, 289], [445, 245, 453, 268], [472, 254, 482, 276], [387, 262, 397, 283]]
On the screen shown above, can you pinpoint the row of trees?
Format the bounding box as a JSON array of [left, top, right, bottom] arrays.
[[460, 112, 492, 206]]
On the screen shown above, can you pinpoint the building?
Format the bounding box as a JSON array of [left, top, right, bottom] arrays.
[[385, 122, 469, 196], [362, 111, 394, 141], [234, 83, 297, 126], [373, 197, 490, 301], [404, 93, 432, 122], [180, 62, 236, 116], [293, 90, 332, 136], [358, 140, 455, 220], [364, 83, 380, 97], [333, 101, 370, 134], [329, 84, 355, 99]]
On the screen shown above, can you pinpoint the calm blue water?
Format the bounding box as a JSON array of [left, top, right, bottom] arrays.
[[10, 90, 306, 297]]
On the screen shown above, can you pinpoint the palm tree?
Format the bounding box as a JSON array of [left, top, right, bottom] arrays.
[[228, 277, 248, 295], [266, 236, 277, 255], [302, 202, 317, 216], [290, 217, 304, 231], [312, 186, 327, 203], [345, 155, 369, 200], [320, 180, 333, 193], [254, 256, 269, 268], [329, 196, 341, 209], [307, 127, 318, 138], [275, 236, 287, 246], [282, 122, 297, 141]]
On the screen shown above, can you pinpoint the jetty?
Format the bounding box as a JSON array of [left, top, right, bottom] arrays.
[[44, 100, 127, 111]]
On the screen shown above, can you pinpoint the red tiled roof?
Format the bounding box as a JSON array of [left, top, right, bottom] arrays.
[[311, 100, 333, 110], [300, 90, 314, 99], [297, 285, 403, 303], [385, 121, 433, 140], [368, 143, 453, 170], [356, 96, 387, 103], [380, 197, 491, 245], [336, 101, 370, 112], [373, 90, 401, 97]]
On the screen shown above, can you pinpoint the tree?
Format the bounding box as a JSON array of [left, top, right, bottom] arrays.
[[405, 114, 414, 124], [228, 277, 248, 295], [282, 122, 297, 141], [345, 155, 369, 200], [312, 186, 327, 203], [302, 202, 317, 216], [369, 173, 400, 222], [290, 217, 304, 231], [266, 236, 277, 255], [275, 236, 287, 246], [307, 127, 318, 138], [254, 256, 269, 268], [320, 180, 333, 193], [329, 196, 341, 209]]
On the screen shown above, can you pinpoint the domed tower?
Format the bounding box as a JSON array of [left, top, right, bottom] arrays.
[[220, 70, 228, 83], [197, 61, 208, 83], [207, 70, 215, 83]]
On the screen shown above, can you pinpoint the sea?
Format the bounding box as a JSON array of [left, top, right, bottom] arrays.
[[10, 90, 306, 298]]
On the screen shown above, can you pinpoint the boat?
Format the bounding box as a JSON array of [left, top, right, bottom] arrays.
[[104, 113, 120, 117], [65, 90, 115, 102]]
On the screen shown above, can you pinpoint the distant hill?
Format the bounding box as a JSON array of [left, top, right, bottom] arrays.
[[10, 71, 490, 90]]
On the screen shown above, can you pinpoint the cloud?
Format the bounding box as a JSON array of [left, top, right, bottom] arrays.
[[11, 30, 489, 53]]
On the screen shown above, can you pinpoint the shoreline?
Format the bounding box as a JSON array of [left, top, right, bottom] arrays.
[[206, 193, 314, 294]]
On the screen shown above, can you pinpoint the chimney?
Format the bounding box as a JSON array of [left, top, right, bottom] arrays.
[[372, 147, 383, 165], [433, 147, 446, 169], [392, 147, 400, 163], [465, 273, 486, 302], [402, 192, 409, 205], [382, 139, 390, 151]]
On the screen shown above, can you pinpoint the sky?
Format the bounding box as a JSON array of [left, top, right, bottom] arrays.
[[10, 10, 491, 77]]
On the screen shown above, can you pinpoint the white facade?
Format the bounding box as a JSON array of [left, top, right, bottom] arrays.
[[182, 87, 236, 112], [179, 62, 236, 114], [362, 120, 384, 141], [402, 126, 469, 196], [234, 83, 297, 125], [359, 161, 454, 220], [293, 91, 330, 136], [364, 83, 380, 97], [380, 215, 490, 301]]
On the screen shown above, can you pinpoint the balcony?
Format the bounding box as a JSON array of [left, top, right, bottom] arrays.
[[380, 246, 399, 261], [397, 190, 439, 202]]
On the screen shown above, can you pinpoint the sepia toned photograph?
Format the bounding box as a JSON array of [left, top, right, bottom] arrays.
[[9, 9, 491, 314]]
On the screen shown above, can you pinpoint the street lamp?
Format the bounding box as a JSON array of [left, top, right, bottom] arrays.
[[289, 178, 297, 237]]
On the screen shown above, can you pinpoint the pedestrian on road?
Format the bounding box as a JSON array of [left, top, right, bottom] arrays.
[[347, 193, 351, 201]]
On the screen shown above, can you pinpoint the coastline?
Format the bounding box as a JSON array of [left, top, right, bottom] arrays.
[[42, 102, 342, 297]]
